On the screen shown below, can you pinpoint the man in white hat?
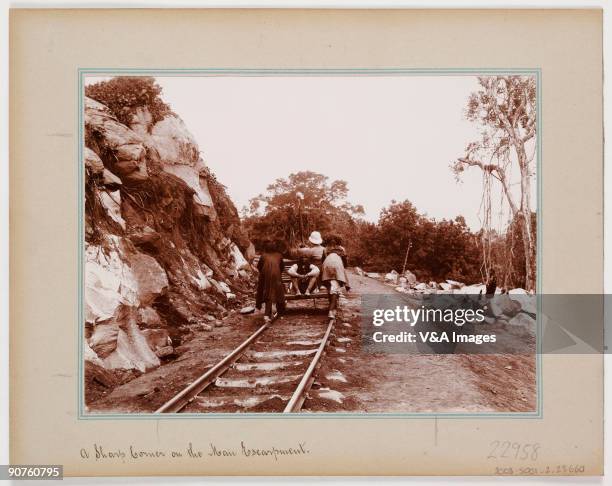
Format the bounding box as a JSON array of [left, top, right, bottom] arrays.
[[309, 230, 323, 245], [298, 231, 326, 266]]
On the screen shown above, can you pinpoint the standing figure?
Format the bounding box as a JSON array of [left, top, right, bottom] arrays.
[[255, 239, 286, 323], [287, 256, 320, 295], [485, 269, 497, 297], [321, 235, 350, 319]]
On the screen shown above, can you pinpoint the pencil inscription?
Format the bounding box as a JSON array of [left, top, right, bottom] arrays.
[[79, 441, 310, 463]]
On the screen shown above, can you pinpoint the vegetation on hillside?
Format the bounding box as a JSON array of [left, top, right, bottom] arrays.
[[86, 76, 174, 127]]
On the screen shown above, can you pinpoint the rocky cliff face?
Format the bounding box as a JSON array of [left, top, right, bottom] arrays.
[[84, 96, 253, 391]]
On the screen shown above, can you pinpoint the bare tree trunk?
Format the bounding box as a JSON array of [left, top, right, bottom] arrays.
[[517, 147, 536, 292], [456, 76, 537, 291], [519, 211, 534, 290]]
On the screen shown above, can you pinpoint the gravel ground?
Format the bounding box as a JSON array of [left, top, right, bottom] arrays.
[[302, 270, 536, 413]]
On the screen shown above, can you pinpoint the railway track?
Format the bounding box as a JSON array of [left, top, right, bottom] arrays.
[[154, 304, 335, 414]]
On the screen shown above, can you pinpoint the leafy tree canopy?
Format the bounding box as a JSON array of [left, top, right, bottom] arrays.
[[85, 76, 173, 127], [244, 171, 364, 249]]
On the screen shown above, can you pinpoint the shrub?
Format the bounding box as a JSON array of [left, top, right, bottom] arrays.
[[85, 76, 173, 127]]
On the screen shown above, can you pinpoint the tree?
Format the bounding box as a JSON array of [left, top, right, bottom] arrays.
[[358, 201, 481, 282], [85, 76, 173, 127], [375, 200, 429, 272], [452, 76, 537, 291], [505, 211, 537, 289], [244, 171, 364, 250], [429, 216, 482, 283]]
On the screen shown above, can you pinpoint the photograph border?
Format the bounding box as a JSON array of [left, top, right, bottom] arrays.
[[77, 67, 542, 420]]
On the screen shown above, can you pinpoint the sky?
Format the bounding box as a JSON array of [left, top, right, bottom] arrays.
[[86, 75, 537, 231]]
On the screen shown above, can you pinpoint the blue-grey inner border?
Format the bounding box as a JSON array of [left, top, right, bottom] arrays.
[[77, 68, 543, 420]]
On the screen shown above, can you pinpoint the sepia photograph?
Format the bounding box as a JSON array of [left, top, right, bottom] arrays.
[[6, 3, 607, 479], [82, 72, 538, 415]]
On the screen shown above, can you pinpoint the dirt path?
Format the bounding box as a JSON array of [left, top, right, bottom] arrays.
[[302, 269, 536, 413], [88, 269, 536, 414]]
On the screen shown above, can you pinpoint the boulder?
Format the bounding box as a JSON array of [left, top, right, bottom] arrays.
[[113, 159, 141, 178], [155, 346, 174, 358], [98, 190, 126, 230], [102, 318, 160, 372], [495, 294, 523, 318], [88, 323, 120, 359], [384, 271, 399, 284], [489, 295, 521, 317], [209, 278, 226, 296], [167, 294, 198, 323], [508, 294, 537, 315], [84, 97, 148, 183], [84, 147, 104, 176], [164, 163, 214, 208], [366, 272, 381, 279], [85, 238, 139, 324], [415, 283, 428, 290], [439, 282, 452, 291], [147, 115, 199, 165], [507, 313, 536, 337], [85, 235, 168, 324], [354, 267, 365, 277], [140, 114, 214, 210], [101, 168, 123, 188], [446, 279, 464, 289], [140, 328, 172, 355], [115, 143, 145, 162], [129, 226, 160, 247], [404, 270, 417, 286], [127, 252, 169, 306], [218, 281, 232, 294], [137, 306, 163, 328], [192, 268, 211, 290], [229, 243, 249, 271], [457, 284, 486, 294], [83, 339, 105, 367]]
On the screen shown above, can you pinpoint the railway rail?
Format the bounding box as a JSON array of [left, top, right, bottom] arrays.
[[154, 305, 335, 414]]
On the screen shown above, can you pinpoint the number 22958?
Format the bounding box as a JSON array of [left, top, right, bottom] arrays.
[[487, 441, 540, 461]]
